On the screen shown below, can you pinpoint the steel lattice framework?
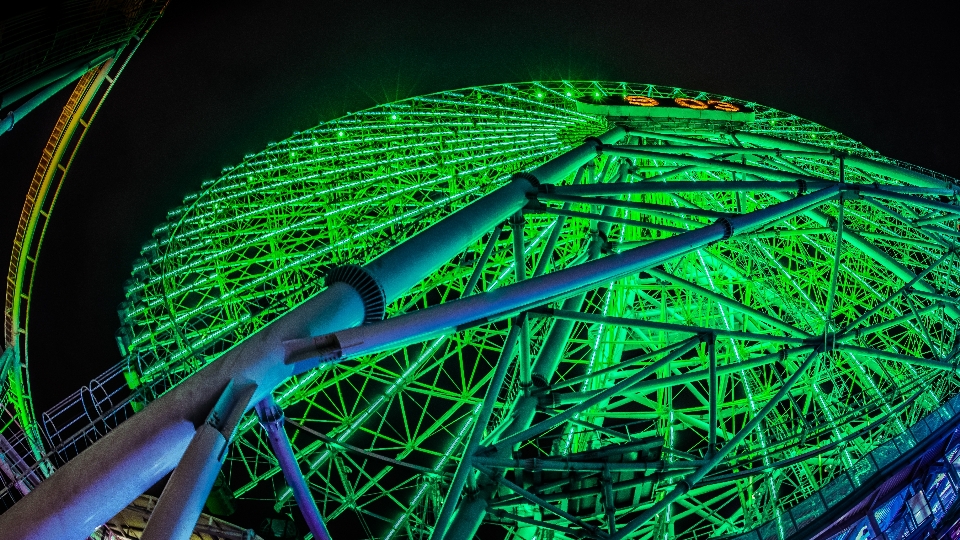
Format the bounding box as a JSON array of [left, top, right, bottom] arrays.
[[111, 81, 960, 540]]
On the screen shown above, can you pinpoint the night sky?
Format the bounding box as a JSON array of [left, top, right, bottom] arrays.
[[1, 0, 959, 533]]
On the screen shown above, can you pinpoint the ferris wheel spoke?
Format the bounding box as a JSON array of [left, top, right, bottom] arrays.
[[771, 193, 960, 322], [844, 248, 953, 331], [707, 380, 930, 482], [648, 268, 809, 338], [858, 196, 956, 249], [492, 338, 699, 452], [604, 347, 825, 540], [273, 328, 511, 506]]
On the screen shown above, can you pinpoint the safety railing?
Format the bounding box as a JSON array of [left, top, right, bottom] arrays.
[[0, 356, 169, 512], [734, 393, 960, 540]]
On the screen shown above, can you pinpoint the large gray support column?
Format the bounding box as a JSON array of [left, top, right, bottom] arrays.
[[256, 397, 332, 540], [0, 282, 366, 540], [142, 380, 256, 540], [0, 127, 624, 540], [290, 186, 839, 367]]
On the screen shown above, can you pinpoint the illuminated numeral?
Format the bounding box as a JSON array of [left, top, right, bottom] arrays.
[[674, 98, 707, 110], [707, 99, 740, 112], [625, 95, 659, 107]]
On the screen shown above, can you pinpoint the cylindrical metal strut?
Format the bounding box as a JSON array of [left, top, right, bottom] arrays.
[[256, 396, 332, 540]]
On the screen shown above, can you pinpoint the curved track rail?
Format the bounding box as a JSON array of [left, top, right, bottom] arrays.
[[0, 5, 166, 505]]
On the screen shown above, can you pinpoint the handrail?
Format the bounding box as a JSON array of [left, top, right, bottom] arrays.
[[734, 392, 960, 540]]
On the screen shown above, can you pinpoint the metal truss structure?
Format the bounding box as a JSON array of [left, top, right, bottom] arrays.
[[5, 81, 960, 540]]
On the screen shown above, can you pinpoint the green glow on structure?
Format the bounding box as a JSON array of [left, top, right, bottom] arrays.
[[116, 81, 960, 539]]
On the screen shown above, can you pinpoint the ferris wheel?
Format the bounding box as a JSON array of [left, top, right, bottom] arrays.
[[3, 79, 960, 540], [96, 81, 960, 539]]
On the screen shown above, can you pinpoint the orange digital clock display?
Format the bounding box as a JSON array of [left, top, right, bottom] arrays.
[[625, 95, 660, 107], [586, 95, 751, 113]]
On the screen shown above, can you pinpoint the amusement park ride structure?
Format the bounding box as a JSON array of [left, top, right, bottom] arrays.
[[1, 0, 166, 517], [4, 10, 960, 540]]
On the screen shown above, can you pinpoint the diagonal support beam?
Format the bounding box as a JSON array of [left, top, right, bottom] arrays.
[[647, 268, 810, 338], [141, 380, 257, 540], [429, 322, 521, 540], [464, 224, 502, 295], [536, 192, 732, 219], [533, 165, 586, 277], [843, 249, 953, 332], [601, 347, 815, 409], [255, 396, 332, 540], [530, 205, 686, 233], [289, 187, 840, 368], [837, 343, 960, 374], [768, 191, 960, 321], [491, 337, 701, 452]]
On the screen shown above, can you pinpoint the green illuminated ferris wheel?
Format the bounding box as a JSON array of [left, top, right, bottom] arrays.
[[116, 81, 960, 539]]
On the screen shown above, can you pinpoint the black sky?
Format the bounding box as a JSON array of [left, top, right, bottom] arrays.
[[1, 0, 958, 443]]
